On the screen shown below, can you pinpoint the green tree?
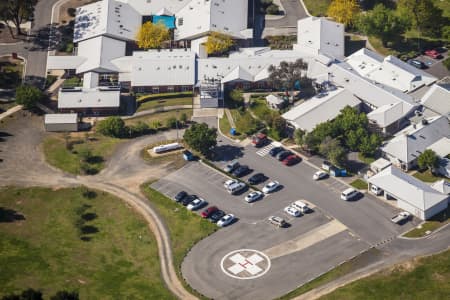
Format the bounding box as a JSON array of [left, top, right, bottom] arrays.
[[443, 57, 450, 72], [0, 0, 38, 36], [136, 21, 170, 49], [417, 149, 439, 171], [228, 89, 244, 107], [268, 59, 309, 102], [15, 84, 43, 109], [183, 122, 217, 155], [266, 4, 280, 15], [130, 121, 149, 135], [357, 4, 410, 46], [398, 0, 444, 38], [165, 117, 178, 129], [96, 116, 125, 138], [328, 144, 347, 166], [180, 112, 188, 124], [294, 128, 306, 146], [327, 0, 361, 27], [271, 115, 286, 140], [359, 133, 381, 156], [2, 288, 43, 300], [318, 136, 341, 158], [205, 32, 234, 55], [346, 127, 367, 151]]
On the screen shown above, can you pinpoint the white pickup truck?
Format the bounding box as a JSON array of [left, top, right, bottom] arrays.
[[391, 211, 411, 224]]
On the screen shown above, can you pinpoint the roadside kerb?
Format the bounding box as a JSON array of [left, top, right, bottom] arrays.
[[298, 0, 312, 17]]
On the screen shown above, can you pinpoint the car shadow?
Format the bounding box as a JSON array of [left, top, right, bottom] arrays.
[[347, 193, 365, 202], [232, 185, 250, 196]]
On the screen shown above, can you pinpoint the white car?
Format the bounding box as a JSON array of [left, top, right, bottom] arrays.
[[313, 170, 328, 180], [187, 198, 206, 211], [217, 214, 235, 227], [262, 181, 280, 193], [284, 206, 301, 217], [245, 191, 263, 203], [224, 179, 238, 189], [391, 211, 411, 224]]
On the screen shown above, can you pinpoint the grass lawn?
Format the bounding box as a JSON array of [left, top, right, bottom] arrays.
[[141, 184, 217, 298], [43, 133, 122, 175], [357, 153, 376, 164], [412, 169, 446, 183], [231, 109, 262, 138], [404, 206, 450, 238], [0, 186, 174, 299], [125, 109, 192, 127], [278, 248, 382, 300], [350, 179, 368, 190], [219, 114, 232, 137], [137, 97, 192, 112], [249, 98, 273, 121], [319, 249, 450, 300], [302, 0, 330, 16]]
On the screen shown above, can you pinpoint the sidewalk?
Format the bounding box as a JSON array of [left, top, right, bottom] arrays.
[[0, 105, 22, 121]]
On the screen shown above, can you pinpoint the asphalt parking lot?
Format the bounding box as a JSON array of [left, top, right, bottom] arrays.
[[151, 140, 419, 299]]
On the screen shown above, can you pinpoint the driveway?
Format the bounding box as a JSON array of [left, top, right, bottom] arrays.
[[265, 0, 309, 28]]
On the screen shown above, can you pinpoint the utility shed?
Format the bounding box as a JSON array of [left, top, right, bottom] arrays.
[[44, 114, 78, 132]]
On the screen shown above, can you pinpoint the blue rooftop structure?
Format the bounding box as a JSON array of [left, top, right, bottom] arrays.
[[152, 15, 176, 29]]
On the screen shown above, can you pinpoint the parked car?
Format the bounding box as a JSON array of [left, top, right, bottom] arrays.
[[182, 150, 194, 161], [283, 154, 301, 166], [223, 160, 240, 173], [391, 211, 411, 224], [263, 180, 280, 193], [201, 206, 218, 218], [291, 200, 312, 213], [181, 194, 198, 206], [217, 214, 235, 227], [245, 191, 263, 203], [322, 160, 333, 171], [284, 205, 301, 217], [232, 165, 251, 177], [252, 132, 268, 147], [224, 179, 238, 189], [340, 188, 359, 201], [313, 170, 328, 180], [276, 150, 293, 161], [424, 49, 442, 59], [187, 198, 206, 211], [269, 146, 284, 157], [370, 185, 382, 196], [268, 216, 287, 228], [228, 182, 247, 195], [174, 191, 187, 202], [408, 59, 426, 69], [209, 210, 226, 223], [248, 173, 266, 185]]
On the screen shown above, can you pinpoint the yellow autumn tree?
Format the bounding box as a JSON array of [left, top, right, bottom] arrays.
[[205, 32, 234, 55], [136, 21, 170, 49], [327, 0, 361, 27]]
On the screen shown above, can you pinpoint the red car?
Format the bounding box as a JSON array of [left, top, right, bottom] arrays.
[[424, 49, 442, 59], [201, 206, 218, 218], [283, 154, 301, 166], [252, 133, 268, 147]]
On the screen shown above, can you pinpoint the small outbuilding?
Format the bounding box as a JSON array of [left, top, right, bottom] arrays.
[[44, 114, 79, 132], [266, 94, 285, 110]]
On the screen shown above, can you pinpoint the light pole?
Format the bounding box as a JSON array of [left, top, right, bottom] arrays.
[[176, 109, 179, 143]]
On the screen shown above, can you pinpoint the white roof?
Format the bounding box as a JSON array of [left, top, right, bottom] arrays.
[[116, 49, 196, 87], [174, 0, 249, 40], [368, 166, 448, 210], [382, 115, 450, 163], [421, 83, 450, 118], [58, 87, 120, 109], [117, 0, 190, 16], [367, 101, 407, 128], [427, 137, 450, 158], [266, 94, 284, 105], [370, 158, 392, 172], [47, 55, 86, 70], [431, 180, 450, 194], [44, 114, 78, 124], [346, 48, 436, 92], [73, 0, 141, 43], [282, 88, 360, 132], [76, 36, 126, 74]]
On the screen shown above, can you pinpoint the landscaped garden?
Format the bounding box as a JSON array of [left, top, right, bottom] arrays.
[[136, 92, 193, 112]]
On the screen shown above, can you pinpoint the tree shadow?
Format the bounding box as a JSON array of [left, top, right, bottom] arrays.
[[82, 189, 97, 199], [0, 207, 26, 222], [81, 212, 97, 221], [210, 145, 244, 162], [81, 225, 99, 234], [86, 156, 104, 164]]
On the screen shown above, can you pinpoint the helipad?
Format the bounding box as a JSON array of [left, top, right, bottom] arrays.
[[220, 249, 271, 280]]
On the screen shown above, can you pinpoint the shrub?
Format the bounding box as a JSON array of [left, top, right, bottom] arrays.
[[266, 4, 280, 15], [443, 57, 450, 71], [96, 117, 125, 138], [15, 84, 43, 109], [67, 7, 77, 17]]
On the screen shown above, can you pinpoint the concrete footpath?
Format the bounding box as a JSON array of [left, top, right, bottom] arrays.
[[0, 105, 22, 121]]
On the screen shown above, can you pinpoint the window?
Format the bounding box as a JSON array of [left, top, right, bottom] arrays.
[[152, 87, 159, 94], [168, 86, 174, 92]]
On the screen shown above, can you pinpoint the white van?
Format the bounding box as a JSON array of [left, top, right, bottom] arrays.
[[228, 182, 246, 195], [341, 188, 359, 201], [370, 185, 382, 196], [292, 200, 311, 213]]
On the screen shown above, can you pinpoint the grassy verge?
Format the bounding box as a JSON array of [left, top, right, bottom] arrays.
[[141, 140, 188, 171], [278, 248, 382, 300], [412, 169, 445, 183], [357, 153, 376, 164], [319, 249, 450, 300], [403, 206, 450, 238], [350, 179, 368, 190], [0, 186, 174, 299], [137, 97, 192, 112], [219, 114, 232, 137], [124, 109, 192, 127], [43, 133, 121, 175], [302, 0, 330, 16], [140, 184, 217, 299]]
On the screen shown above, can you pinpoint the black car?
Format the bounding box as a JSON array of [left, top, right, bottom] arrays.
[[174, 191, 187, 202], [209, 210, 226, 223], [408, 59, 426, 69], [232, 165, 251, 177], [269, 146, 284, 157], [182, 194, 197, 206], [277, 150, 293, 161], [248, 173, 266, 185]]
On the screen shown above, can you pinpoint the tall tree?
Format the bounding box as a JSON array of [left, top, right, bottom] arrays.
[[15, 84, 43, 109], [183, 122, 217, 155], [0, 0, 38, 36], [417, 149, 439, 171], [96, 116, 126, 138], [136, 21, 170, 49], [327, 0, 361, 27], [357, 4, 411, 46], [398, 0, 444, 38], [204, 32, 234, 55], [268, 59, 309, 102]]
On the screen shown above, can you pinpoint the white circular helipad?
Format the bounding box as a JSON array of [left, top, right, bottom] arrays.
[[220, 249, 271, 280]]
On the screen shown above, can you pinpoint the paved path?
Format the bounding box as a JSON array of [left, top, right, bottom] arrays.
[[0, 105, 22, 121], [224, 109, 236, 128]]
